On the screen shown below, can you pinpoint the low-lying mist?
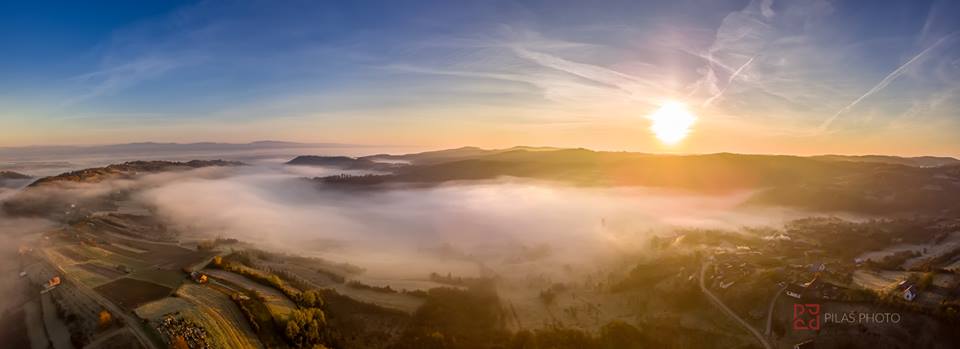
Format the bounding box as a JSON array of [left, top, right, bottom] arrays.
[[1, 163, 829, 288], [128, 166, 815, 282], [0, 212, 57, 314]]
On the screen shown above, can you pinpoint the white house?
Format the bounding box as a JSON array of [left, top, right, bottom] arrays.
[[903, 285, 918, 301], [786, 284, 804, 299]]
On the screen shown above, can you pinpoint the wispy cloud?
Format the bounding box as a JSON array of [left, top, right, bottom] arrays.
[[64, 56, 194, 105], [818, 34, 953, 131], [688, 0, 776, 107], [702, 55, 756, 107], [509, 46, 669, 105]]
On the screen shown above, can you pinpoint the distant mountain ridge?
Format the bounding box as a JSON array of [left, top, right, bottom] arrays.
[[811, 155, 960, 167], [0, 171, 33, 189], [28, 160, 243, 187], [286, 156, 393, 171], [0, 141, 369, 160], [0, 171, 31, 180], [311, 147, 960, 215], [3, 160, 245, 218], [362, 146, 562, 165], [355, 146, 959, 168]]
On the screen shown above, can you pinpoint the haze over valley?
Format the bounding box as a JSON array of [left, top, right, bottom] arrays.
[[3, 0, 960, 348], [3, 144, 960, 348]]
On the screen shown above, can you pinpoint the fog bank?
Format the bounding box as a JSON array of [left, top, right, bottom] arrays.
[[133, 166, 811, 280], [1, 162, 823, 285]]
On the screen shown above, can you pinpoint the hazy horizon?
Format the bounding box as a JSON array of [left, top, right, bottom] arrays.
[[3, 1, 959, 155], [3, 140, 960, 159]]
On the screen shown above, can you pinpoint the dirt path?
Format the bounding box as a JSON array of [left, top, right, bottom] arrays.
[[700, 261, 772, 349]]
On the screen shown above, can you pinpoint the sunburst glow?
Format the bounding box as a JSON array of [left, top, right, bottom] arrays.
[[647, 101, 697, 145]]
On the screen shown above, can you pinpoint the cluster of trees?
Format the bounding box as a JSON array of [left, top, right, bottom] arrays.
[[280, 289, 332, 348], [214, 253, 337, 348], [392, 287, 508, 349], [317, 268, 346, 283], [212, 251, 670, 349], [295, 289, 325, 308], [508, 321, 650, 349], [935, 302, 960, 321], [227, 249, 274, 266], [917, 249, 960, 272], [196, 237, 239, 251], [319, 174, 390, 185], [229, 288, 310, 348], [866, 250, 921, 270], [212, 256, 301, 301], [391, 285, 660, 349], [229, 293, 262, 333], [842, 287, 878, 302], [285, 308, 330, 349], [428, 272, 491, 288], [917, 272, 935, 291], [538, 283, 568, 306], [97, 310, 112, 330], [610, 256, 694, 293], [346, 280, 397, 294]]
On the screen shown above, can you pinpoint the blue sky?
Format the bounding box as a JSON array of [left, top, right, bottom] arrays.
[[1, 0, 958, 155]]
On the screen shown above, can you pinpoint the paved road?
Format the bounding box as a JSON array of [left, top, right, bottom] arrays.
[[766, 287, 786, 336], [700, 261, 772, 349]]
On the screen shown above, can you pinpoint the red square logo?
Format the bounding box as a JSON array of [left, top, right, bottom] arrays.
[[793, 303, 821, 330]]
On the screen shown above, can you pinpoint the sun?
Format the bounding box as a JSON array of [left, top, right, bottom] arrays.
[[647, 101, 697, 145]]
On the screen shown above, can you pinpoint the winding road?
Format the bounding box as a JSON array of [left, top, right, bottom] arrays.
[[766, 287, 786, 336], [700, 261, 772, 349]]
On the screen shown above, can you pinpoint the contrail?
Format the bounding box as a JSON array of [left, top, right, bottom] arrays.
[[703, 55, 756, 107], [818, 34, 951, 131]]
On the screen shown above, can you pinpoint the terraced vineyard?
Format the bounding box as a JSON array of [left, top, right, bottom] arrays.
[[136, 285, 264, 349], [175, 284, 263, 349]]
